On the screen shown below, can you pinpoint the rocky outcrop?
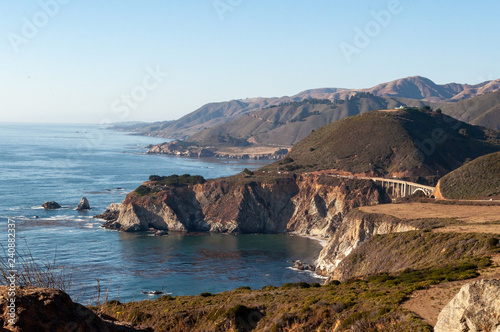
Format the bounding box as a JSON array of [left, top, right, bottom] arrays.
[[95, 203, 121, 224], [0, 286, 151, 331], [146, 141, 288, 160], [435, 279, 500, 332], [103, 173, 390, 237], [292, 260, 316, 272], [76, 197, 91, 210], [42, 201, 61, 210], [315, 210, 417, 279]]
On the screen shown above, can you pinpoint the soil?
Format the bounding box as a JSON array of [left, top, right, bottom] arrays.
[[401, 255, 500, 326]]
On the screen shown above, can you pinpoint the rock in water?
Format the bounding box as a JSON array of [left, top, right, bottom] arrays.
[[42, 201, 61, 210], [435, 279, 500, 332], [76, 197, 91, 210]]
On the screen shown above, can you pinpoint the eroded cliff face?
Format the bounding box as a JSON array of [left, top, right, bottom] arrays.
[[315, 210, 417, 280], [104, 174, 390, 238]]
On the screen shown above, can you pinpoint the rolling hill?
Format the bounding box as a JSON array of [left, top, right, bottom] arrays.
[[437, 151, 500, 200], [263, 109, 500, 184], [441, 91, 500, 131]]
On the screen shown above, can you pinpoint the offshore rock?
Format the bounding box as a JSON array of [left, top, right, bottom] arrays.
[[293, 260, 315, 271], [76, 197, 91, 210], [435, 279, 500, 332], [95, 203, 121, 224], [0, 286, 151, 332], [42, 201, 61, 210]]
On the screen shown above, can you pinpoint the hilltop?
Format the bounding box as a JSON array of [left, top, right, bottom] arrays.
[[264, 109, 500, 183], [436, 151, 500, 200], [118, 76, 500, 138]]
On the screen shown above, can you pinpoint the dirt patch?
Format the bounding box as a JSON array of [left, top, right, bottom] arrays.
[[402, 255, 500, 326], [360, 203, 500, 224]]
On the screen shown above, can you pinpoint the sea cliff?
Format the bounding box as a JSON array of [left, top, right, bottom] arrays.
[[102, 173, 389, 235], [315, 210, 417, 279], [99, 172, 402, 279]]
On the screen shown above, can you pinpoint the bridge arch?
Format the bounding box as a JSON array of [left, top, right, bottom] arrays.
[[411, 187, 429, 196]]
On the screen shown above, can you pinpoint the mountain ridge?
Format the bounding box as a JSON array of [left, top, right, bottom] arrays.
[[120, 76, 500, 138]]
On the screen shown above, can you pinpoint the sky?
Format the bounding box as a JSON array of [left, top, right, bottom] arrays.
[[0, 0, 499, 124]]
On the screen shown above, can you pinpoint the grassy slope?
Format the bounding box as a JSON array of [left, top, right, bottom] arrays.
[[439, 151, 500, 199], [95, 227, 499, 331], [442, 90, 500, 131], [265, 109, 500, 182], [336, 228, 499, 280]]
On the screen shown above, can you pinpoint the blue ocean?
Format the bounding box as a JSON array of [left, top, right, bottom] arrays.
[[0, 123, 323, 303]]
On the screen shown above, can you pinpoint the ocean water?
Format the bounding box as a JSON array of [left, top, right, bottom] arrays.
[[0, 123, 323, 302]]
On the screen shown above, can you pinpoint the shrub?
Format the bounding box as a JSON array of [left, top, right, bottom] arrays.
[[487, 237, 499, 247], [149, 175, 162, 181], [143, 174, 206, 188], [134, 185, 151, 196]]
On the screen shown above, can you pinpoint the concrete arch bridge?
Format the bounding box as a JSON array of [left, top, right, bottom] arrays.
[[369, 177, 435, 198]]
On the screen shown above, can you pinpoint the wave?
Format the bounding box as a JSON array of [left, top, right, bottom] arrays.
[[286, 267, 328, 279]]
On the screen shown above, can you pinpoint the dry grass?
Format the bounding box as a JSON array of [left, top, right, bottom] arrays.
[[0, 243, 72, 292], [360, 203, 500, 224], [402, 254, 500, 326]]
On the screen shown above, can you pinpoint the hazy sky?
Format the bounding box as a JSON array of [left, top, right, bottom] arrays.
[[1, 0, 499, 124]]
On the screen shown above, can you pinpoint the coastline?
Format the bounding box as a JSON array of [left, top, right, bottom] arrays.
[[290, 232, 328, 247]]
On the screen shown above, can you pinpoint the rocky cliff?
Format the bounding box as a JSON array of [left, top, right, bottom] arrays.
[[435, 279, 500, 332], [315, 210, 416, 279], [102, 173, 390, 238]]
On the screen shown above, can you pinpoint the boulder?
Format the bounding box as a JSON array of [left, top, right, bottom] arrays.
[[0, 286, 152, 331], [42, 201, 61, 210], [154, 230, 168, 236], [76, 197, 91, 211], [435, 279, 500, 332], [293, 260, 315, 271]]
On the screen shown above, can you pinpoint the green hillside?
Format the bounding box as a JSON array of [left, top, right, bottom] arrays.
[[438, 151, 500, 199], [264, 109, 500, 183]]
